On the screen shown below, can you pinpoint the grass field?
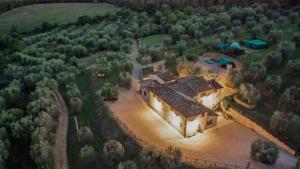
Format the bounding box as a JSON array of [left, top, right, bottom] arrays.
[[0, 3, 119, 33], [141, 34, 171, 48]]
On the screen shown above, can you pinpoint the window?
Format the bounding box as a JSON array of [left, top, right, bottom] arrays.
[[207, 119, 213, 126]]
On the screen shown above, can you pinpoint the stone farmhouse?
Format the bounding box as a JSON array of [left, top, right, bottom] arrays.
[[139, 70, 223, 137]]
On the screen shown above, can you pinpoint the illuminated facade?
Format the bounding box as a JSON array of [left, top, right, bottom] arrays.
[[139, 71, 223, 137]]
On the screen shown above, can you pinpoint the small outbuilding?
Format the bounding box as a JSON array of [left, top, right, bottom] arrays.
[[217, 57, 236, 69], [242, 39, 268, 50]]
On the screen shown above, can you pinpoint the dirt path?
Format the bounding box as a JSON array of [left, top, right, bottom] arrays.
[[53, 89, 69, 169]]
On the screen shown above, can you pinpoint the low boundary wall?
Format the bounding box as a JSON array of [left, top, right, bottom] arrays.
[[226, 107, 296, 156]]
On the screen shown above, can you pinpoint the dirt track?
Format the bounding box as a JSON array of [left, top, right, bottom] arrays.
[[53, 89, 69, 169]]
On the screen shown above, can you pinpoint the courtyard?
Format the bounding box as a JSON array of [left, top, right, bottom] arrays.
[[106, 80, 296, 169]]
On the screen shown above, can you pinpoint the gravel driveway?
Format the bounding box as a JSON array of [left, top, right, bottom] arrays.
[[106, 81, 296, 169]]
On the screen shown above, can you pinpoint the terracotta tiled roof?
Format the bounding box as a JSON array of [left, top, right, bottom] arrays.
[[166, 76, 223, 97], [149, 86, 217, 118], [153, 71, 176, 82]]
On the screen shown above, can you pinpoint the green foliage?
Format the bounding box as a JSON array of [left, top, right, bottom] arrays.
[[279, 87, 300, 115], [270, 111, 294, 135], [0, 128, 9, 169], [278, 41, 295, 59], [239, 83, 261, 105], [80, 145, 96, 162], [251, 139, 279, 165], [0, 3, 120, 34], [243, 62, 266, 82], [263, 52, 282, 70], [225, 69, 242, 88], [78, 126, 94, 144], [77, 15, 93, 25], [0, 80, 22, 102], [119, 72, 132, 89], [118, 160, 137, 169], [0, 35, 25, 54], [103, 139, 124, 165], [183, 6, 195, 15], [72, 45, 88, 58], [140, 146, 181, 169], [101, 84, 119, 101], [265, 75, 282, 92]]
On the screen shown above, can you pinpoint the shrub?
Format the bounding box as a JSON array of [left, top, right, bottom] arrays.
[[96, 38, 109, 50], [80, 145, 96, 162], [278, 41, 295, 59], [225, 69, 242, 88], [119, 72, 132, 89], [270, 110, 294, 135], [101, 84, 119, 101], [251, 139, 278, 164], [72, 45, 88, 58], [118, 160, 137, 169], [77, 15, 93, 25], [243, 62, 266, 82], [239, 83, 261, 105], [264, 52, 282, 70], [265, 75, 282, 92], [78, 127, 94, 144], [103, 139, 124, 165]]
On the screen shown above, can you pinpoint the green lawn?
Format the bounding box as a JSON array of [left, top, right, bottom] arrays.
[[240, 46, 276, 65], [141, 34, 171, 48], [0, 3, 119, 33]]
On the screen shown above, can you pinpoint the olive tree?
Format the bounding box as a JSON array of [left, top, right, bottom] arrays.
[[118, 160, 137, 169], [0, 128, 9, 169], [103, 139, 124, 165], [265, 75, 282, 92], [119, 72, 132, 89], [292, 34, 300, 48], [270, 111, 294, 135], [80, 145, 96, 162], [251, 139, 278, 164], [264, 52, 282, 70], [101, 84, 119, 101], [278, 41, 295, 59], [78, 126, 94, 143], [239, 83, 261, 105], [225, 69, 242, 88], [244, 62, 266, 82]]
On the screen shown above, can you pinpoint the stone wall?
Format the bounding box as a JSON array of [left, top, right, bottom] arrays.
[[226, 107, 296, 156]]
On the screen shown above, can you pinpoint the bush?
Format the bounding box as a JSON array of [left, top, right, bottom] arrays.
[[278, 41, 295, 59], [118, 160, 137, 169], [101, 84, 119, 101], [251, 139, 279, 164], [264, 52, 282, 70], [239, 83, 261, 105], [265, 75, 281, 92], [72, 45, 88, 58], [77, 15, 93, 25], [103, 139, 124, 165], [78, 127, 94, 144], [119, 72, 132, 89], [80, 145, 96, 162], [243, 62, 266, 82], [225, 69, 242, 88], [270, 110, 294, 135], [96, 38, 109, 50]]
